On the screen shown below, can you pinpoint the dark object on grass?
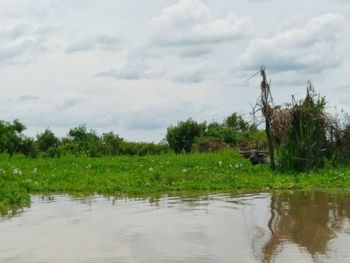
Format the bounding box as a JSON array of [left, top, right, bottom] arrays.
[[240, 150, 269, 165]]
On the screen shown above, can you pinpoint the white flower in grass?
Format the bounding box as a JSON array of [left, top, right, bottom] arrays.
[[13, 168, 22, 176], [149, 167, 153, 172], [32, 168, 38, 173], [183, 168, 188, 173], [218, 160, 223, 166]]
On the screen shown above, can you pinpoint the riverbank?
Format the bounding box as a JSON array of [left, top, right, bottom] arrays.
[[2, 151, 350, 214]]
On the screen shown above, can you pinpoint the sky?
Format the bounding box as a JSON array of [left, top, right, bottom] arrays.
[[0, 0, 349, 142]]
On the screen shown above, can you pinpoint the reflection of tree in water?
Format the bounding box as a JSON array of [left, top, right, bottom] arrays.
[[262, 191, 350, 263], [0, 203, 29, 219]]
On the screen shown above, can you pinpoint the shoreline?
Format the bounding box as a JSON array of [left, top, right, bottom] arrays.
[[2, 152, 350, 214]]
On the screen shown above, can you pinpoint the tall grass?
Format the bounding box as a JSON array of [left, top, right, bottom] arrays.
[[277, 85, 328, 172]]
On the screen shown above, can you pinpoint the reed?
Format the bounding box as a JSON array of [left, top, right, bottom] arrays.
[[277, 84, 328, 172]]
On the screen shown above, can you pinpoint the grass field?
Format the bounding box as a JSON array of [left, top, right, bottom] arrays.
[[2, 150, 350, 214]]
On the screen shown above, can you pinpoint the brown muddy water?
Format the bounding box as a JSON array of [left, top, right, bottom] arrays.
[[1, 191, 350, 263]]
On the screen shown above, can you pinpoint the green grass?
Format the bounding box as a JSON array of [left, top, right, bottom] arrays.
[[2, 150, 350, 214]]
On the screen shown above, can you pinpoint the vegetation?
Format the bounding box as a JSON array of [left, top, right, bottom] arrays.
[[0, 112, 263, 158], [0, 120, 36, 157], [257, 69, 349, 172], [166, 113, 266, 154], [3, 151, 350, 215], [166, 119, 206, 153], [338, 123, 350, 163], [3, 69, 350, 213], [276, 86, 330, 172], [0, 122, 169, 158]]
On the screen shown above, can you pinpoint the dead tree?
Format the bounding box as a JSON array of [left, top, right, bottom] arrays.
[[260, 66, 276, 169]]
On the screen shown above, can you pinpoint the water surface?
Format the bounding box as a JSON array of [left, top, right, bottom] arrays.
[[1, 191, 350, 262]]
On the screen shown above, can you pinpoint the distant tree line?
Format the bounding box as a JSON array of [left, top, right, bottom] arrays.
[[2, 106, 350, 171], [0, 113, 265, 158], [166, 113, 266, 153], [0, 122, 168, 158]]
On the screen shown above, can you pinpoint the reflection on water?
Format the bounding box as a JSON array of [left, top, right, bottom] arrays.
[[1, 191, 350, 262], [0, 203, 29, 219], [262, 191, 350, 263]]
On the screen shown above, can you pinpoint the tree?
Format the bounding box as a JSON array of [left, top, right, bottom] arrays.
[[64, 125, 103, 157], [101, 132, 123, 155], [36, 129, 60, 157], [225, 113, 249, 133], [206, 122, 238, 146], [166, 119, 205, 153], [0, 120, 30, 156]]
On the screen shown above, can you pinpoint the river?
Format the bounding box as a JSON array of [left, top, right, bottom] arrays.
[[1, 191, 350, 262]]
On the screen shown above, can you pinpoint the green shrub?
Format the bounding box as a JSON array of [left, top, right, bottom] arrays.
[[193, 137, 228, 153], [277, 86, 328, 172], [166, 119, 206, 153]]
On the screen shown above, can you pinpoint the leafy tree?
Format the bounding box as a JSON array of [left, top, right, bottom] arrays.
[[63, 125, 103, 157], [0, 120, 33, 156], [36, 129, 60, 157], [225, 113, 250, 133], [101, 132, 123, 155], [205, 122, 237, 146], [166, 119, 205, 153], [18, 137, 37, 157]]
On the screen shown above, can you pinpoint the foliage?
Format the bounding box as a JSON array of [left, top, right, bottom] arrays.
[[205, 122, 238, 146], [165, 113, 265, 153], [193, 136, 228, 152], [166, 119, 206, 153], [277, 85, 329, 172], [0, 120, 36, 157], [0, 113, 264, 158], [36, 129, 60, 157], [63, 125, 104, 157], [335, 120, 350, 163], [4, 152, 350, 209], [225, 113, 250, 133], [101, 132, 123, 155]]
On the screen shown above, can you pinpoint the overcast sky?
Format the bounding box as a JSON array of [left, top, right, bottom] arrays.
[[0, 0, 349, 142]]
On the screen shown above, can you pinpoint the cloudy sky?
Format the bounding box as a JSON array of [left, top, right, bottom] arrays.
[[0, 0, 349, 142]]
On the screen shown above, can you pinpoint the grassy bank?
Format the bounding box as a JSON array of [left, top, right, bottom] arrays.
[[2, 151, 350, 214]]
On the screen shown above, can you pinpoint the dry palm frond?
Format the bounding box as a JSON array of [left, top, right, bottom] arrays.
[[270, 107, 294, 144]]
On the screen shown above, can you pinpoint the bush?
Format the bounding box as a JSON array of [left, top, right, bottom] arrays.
[[101, 132, 123, 155], [120, 141, 169, 156], [0, 120, 36, 157], [336, 123, 350, 163], [205, 122, 238, 146], [36, 129, 60, 157], [193, 137, 228, 153], [166, 119, 206, 153], [277, 86, 328, 172]]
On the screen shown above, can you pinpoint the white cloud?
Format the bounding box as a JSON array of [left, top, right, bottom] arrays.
[[178, 47, 211, 58], [55, 97, 85, 111], [66, 35, 123, 53], [18, 95, 39, 101], [0, 24, 50, 66], [239, 14, 345, 73], [0, 0, 349, 142], [97, 57, 151, 80], [149, 0, 252, 47], [172, 62, 213, 84]]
